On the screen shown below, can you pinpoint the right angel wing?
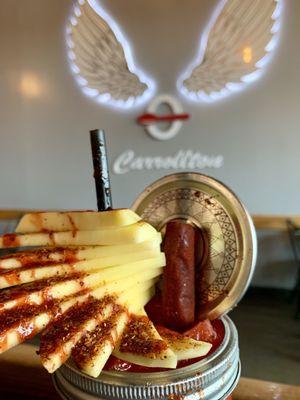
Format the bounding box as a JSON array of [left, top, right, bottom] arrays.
[[66, 0, 155, 108], [178, 0, 283, 102]]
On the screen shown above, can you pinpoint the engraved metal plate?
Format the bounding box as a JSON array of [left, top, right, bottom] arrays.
[[132, 173, 257, 319]]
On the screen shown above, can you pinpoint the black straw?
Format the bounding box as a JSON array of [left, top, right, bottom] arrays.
[[90, 129, 112, 211]]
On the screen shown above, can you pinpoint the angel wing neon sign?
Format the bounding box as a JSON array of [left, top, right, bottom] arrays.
[[66, 0, 283, 108]]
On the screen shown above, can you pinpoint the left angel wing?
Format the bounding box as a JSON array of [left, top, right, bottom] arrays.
[[66, 0, 155, 108], [178, 0, 283, 102]]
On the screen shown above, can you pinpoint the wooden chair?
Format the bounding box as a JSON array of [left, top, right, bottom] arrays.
[[287, 219, 300, 319]]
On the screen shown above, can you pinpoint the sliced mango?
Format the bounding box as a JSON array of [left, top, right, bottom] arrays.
[[72, 310, 128, 377], [113, 309, 177, 369], [0, 221, 157, 248], [71, 284, 156, 378], [0, 236, 161, 270], [0, 253, 165, 289], [16, 209, 141, 233], [0, 292, 89, 354], [157, 326, 212, 360], [40, 298, 114, 373]]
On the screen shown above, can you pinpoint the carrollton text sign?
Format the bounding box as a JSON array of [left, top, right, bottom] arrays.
[[113, 150, 224, 175]]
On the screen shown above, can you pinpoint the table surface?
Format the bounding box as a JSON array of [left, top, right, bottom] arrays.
[[0, 344, 300, 400]]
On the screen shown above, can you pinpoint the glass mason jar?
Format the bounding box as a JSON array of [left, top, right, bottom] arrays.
[[53, 173, 255, 400], [53, 316, 239, 400]]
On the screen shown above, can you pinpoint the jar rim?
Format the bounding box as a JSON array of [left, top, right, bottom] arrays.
[[57, 316, 240, 400]]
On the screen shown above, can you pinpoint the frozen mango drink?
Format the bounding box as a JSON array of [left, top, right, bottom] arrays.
[[0, 173, 256, 400]]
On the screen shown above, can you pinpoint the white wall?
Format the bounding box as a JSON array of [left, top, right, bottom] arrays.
[[0, 0, 299, 288]]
